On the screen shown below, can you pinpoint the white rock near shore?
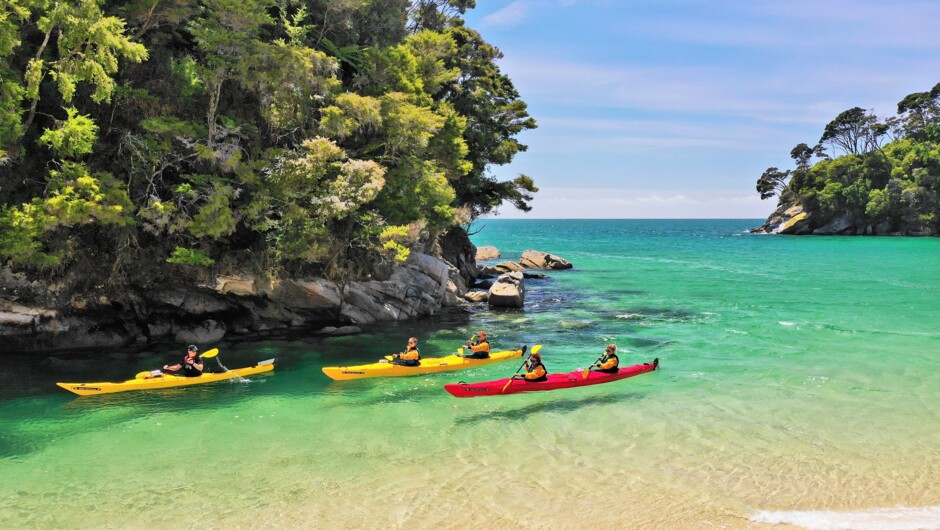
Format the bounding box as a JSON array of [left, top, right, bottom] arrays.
[[488, 271, 525, 308]]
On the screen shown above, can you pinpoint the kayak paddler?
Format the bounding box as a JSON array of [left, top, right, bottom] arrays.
[[163, 344, 204, 377], [389, 337, 421, 367], [461, 330, 490, 359], [513, 350, 547, 382], [589, 344, 620, 374]]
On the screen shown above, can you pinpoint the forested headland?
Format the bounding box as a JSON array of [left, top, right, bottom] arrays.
[[0, 0, 536, 284], [0, 0, 539, 352], [755, 84, 940, 235]]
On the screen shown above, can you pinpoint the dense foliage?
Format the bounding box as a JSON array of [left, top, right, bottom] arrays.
[[757, 83, 940, 233], [0, 0, 537, 283]]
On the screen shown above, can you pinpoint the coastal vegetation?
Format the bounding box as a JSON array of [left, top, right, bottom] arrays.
[[756, 83, 940, 235], [0, 0, 537, 287]]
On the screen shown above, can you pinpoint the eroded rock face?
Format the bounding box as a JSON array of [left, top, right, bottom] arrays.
[[0, 252, 461, 354], [519, 250, 573, 270], [488, 271, 525, 308]]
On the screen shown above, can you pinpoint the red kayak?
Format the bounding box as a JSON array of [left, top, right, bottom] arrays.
[[443, 358, 658, 398]]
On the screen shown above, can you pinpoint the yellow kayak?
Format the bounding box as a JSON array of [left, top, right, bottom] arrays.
[[56, 359, 275, 396], [322, 346, 528, 381]]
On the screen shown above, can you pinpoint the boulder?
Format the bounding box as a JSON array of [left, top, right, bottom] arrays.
[[266, 279, 342, 311], [475, 246, 500, 261], [519, 250, 573, 270], [488, 271, 525, 308], [464, 291, 489, 303]]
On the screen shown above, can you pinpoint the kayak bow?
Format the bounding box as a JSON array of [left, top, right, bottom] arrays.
[[322, 347, 528, 381], [443, 358, 658, 398], [56, 359, 275, 396]]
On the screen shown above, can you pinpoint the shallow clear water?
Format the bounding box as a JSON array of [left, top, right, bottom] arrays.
[[2, 219, 939, 529]]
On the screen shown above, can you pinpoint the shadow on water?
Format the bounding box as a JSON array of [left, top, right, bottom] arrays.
[[0, 373, 279, 461], [454, 392, 647, 426]]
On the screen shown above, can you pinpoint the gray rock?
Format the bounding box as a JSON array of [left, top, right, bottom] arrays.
[[812, 217, 854, 235], [331, 325, 362, 336], [488, 271, 525, 308], [174, 319, 226, 344], [267, 279, 342, 311]]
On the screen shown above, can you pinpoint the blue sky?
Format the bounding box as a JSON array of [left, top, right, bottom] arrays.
[[463, 1, 940, 218]]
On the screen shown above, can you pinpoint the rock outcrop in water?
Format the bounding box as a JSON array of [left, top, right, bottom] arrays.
[[475, 246, 500, 261], [519, 249, 573, 270], [0, 251, 466, 353], [487, 271, 525, 308], [1, 227, 481, 354], [752, 201, 934, 236]]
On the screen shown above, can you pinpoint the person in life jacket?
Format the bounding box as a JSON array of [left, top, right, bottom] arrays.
[[514, 351, 547, 382], [462, 330, 490, 359], [163, 344, 205, 377], [590, 344, 620, 374], [390, 337, 421, 366]]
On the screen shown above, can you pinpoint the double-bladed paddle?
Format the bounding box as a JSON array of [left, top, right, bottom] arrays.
[[135, 348, 219, 379], [582, 353, 606, 379], [501, 344, 538, 393]]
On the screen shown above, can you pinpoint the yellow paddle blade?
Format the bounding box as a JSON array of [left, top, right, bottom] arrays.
[[582, 368, 590, 379], [501, 377, 514, 393], [201, 348, 219, 359], [532, 344, 542, 354], [457, 348, 464, 355]]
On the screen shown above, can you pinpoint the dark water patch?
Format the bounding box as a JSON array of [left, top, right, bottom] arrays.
[[454, 392, 646, 425], [608, 289, 647, 296]]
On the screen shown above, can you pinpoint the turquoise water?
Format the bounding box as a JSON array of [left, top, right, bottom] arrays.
[[2, 219, 939, 529]]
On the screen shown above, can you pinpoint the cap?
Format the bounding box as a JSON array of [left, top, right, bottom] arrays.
[[188, 344, 198, 351]]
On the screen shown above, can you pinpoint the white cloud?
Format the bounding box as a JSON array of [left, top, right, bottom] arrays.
[[483, 1, 529, 27]]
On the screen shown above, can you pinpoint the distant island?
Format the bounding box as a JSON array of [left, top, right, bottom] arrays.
[[754, 83, 940, 235]]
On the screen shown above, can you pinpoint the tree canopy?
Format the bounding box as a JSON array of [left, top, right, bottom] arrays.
[[756, 83, 940, 234], [0, 0, 536, 283]]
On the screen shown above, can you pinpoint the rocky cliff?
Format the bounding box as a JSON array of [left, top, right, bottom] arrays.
[[0, 229, 478, 354], [753, 200, 936, 236]]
